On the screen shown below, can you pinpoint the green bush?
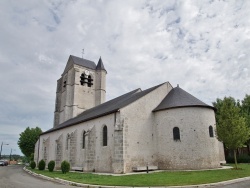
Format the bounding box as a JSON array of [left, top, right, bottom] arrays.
[[226, 154, 250, 163], [48, 160, 55, 172], [38, 159, 46, 170], [30, 161, 36, 169], [30, 153, 34, 161], [61, 160, 70, 174]]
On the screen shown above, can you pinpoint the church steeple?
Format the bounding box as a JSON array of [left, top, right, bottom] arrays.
[[96, 57, 106, 71]]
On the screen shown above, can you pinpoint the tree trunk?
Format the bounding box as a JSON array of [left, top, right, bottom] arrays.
[[247, 143, 250, 156], [234, 149, 238, 169]]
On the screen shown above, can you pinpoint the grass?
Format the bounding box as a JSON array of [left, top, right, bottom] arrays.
[[28, 164, 250, 186]]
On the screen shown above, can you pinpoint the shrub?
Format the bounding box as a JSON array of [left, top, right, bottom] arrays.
[[30, 153, 34, 161], [48, 160, 55, 172], [30, 161, 36, 169], [226, 154, 250, 163], [38, 159, 46, 170], [61, 160, 70, 174]]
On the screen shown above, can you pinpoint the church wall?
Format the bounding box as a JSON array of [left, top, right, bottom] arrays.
[[120, 82, 172, 173], [154, 107, 221, 170], [37, 113, 116, 172]]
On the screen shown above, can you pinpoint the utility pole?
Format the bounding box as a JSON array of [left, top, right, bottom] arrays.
[[10, 148, 12, 161], [0, 142, 9, 160]]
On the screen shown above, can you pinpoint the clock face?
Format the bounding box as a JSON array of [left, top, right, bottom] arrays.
[[84, 70, 90, 75]]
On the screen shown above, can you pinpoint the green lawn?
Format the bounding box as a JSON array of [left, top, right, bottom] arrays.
[[29, 164, 250, 186]]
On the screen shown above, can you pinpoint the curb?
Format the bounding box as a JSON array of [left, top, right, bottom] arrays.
[[23, 167, 250, 188]]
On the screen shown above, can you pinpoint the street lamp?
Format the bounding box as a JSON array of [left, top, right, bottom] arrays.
[[0, 142, 9, 160], [9, 149, 15, 161]]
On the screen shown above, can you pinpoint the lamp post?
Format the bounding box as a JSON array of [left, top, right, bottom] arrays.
[[10, 148, 12, 161], [0, 142, 9, 160]]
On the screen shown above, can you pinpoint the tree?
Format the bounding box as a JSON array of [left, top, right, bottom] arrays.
[[215, 97, 250, 169], [17, 127, 42, 158], [241, 95, 250, 155]]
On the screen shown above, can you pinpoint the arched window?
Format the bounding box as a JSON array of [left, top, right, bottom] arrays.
[[103, 126, 108, 146], [209, 126, 214, 137], [173, 127, 180, 141], [82, 131, 86, 149], [66, 134, 70, 150], [87, 75, 93, 87], [80, 73, 93, 87], [80, 73, 87, 86]]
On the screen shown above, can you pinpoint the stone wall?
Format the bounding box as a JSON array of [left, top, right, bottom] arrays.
[[154, 107, 221, 170], [55, 134, 63, 168], [120, 82, 172, 173]]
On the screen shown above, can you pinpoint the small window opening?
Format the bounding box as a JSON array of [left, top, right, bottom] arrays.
[[173, 127, 180, 141], [103, 126, 108, 146], [80, 73, 87, 86], [82, 131, 86, 149], [63, 81, 66, 87], [209, 126, 214, 137], [87, 75, 93, 87], [66, 134, 70, 150], [80, 73, 93, 87]]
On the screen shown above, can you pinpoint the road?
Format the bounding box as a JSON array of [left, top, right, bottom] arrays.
[[0, 165, 73, 188], [1, 165, 250, 188]]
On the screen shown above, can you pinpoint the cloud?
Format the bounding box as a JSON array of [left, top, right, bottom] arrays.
[[0, 0, 250, 155]]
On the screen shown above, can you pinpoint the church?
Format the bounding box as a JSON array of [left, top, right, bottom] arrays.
[[34, 55, 225, 173]]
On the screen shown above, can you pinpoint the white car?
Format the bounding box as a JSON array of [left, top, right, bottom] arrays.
[[0, 160, 5, 166]]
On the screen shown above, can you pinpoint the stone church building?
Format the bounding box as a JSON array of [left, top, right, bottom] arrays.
[[34, 55, 225, 173]]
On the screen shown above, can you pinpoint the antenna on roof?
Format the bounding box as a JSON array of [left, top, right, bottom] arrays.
[[82, 49, 84, 58]]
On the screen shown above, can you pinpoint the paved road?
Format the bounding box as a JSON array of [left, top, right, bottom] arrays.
[[0, 165, 73, 188], [1, 165, 250, 188]]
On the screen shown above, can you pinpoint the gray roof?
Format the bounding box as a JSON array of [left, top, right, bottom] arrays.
[[41, 83, 165, 135], [96, 57, 106, 71], [153, 86, 215, 112], [70, 55, 97, 70]]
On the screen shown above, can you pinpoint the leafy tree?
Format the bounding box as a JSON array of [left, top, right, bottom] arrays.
[[216, 97, 250, 169], [212, 98, 224, 123], [17, 127, 42, 158], [241, 95, 250, 154]]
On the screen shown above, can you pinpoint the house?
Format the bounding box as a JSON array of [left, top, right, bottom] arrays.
[[34, 55, 225, 173]]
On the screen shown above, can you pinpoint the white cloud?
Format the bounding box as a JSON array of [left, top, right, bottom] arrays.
[[0, 0, 250, 155]]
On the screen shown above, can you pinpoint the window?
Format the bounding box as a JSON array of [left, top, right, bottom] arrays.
[[173, 127, 180, 141], [82, 131, 86, 149], [66, 134, 70, 150], [80, 73, 93, 87], [87, 75, 93, 87], [103, 126, 108, 146], [209, 126, 214, 137], [63, 81, 66, 87]]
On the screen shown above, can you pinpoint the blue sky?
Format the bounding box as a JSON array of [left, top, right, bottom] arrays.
[[0, 0, 250, 156]]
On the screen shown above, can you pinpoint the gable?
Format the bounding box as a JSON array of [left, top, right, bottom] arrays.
[[63, 55, 97, 74]]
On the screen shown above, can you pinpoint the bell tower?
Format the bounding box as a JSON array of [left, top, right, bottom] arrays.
[[53, 55, 107, 127]]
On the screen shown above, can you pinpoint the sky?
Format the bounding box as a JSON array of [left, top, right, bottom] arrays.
[[0, 0, 249, 156]]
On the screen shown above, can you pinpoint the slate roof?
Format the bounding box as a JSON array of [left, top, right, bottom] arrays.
[[41, 83, 165, 135], [96, 57, 106, 71], [153, 85, 215, 112], [70, 55, 97, 70]]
